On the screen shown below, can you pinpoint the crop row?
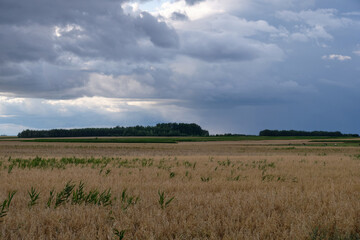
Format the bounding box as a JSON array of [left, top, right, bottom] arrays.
[[2, 156, 277, 170], [1, 157, 307, 183]]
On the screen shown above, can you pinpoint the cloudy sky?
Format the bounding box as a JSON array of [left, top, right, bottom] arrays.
[[0, 0, 359, 135]]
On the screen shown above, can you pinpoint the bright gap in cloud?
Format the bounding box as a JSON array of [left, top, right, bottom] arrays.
[[138, 0, 170, 12], [44, 96, 176, 113], [0, 124, 31, 136], [0, 96, 200, 135]]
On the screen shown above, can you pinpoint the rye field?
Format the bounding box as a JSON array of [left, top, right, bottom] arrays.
[[1, 138, 360, 239]]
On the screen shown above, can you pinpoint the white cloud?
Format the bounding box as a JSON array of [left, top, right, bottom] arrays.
[[353, 51, 360, 56], [179, 14, 280, 37], [277, 9, 353, 28], [322, 54, 352, 61], [277, 9, 355, 43], [290, 32, 308, 42], [289, 25, 333, 42], [86, 73, 156, 98]]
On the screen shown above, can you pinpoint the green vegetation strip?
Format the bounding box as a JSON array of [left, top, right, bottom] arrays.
[[310, 139, 360, 146], [310, 139, 360, 143], [17, 135, 360, 144]]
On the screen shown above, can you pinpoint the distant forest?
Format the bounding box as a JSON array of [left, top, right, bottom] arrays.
[[18, 123, 210, 138], [259, 129, 359, 137]]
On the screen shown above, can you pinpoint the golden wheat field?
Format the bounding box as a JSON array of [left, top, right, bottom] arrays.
[[1, 139, 360, 240]]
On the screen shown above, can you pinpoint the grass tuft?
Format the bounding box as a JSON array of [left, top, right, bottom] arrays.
[[0, 191, 16, 222], [158, 190, 175, 209], [28, 187, 40, 208]]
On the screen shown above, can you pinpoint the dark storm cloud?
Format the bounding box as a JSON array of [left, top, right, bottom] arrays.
[[0, 0, 121, 25], [183, 40, 258, 62], [53, 12, 178, 61], [171, 12, 189, 21], [0, 25, 57, 64], [0, 62, 88, 99], [135, 12, 179, 48], [0, 0, 282, 100], [185, 0, 206, 6], [181, 33, 260, 62], [0, 0, 179, 61], [0, 0, 179, 97]]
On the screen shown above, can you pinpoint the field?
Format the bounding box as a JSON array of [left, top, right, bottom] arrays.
[[1, 138, 360, 239]]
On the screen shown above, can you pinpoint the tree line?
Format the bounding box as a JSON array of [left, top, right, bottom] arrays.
[[259, 129, 359, 137], [17, 123, 210, 138]]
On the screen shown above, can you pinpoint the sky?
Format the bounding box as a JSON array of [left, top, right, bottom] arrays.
[[0, 0, 359, 135]]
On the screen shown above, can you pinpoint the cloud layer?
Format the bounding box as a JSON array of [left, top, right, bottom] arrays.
[[0, 0, 359, 135]]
